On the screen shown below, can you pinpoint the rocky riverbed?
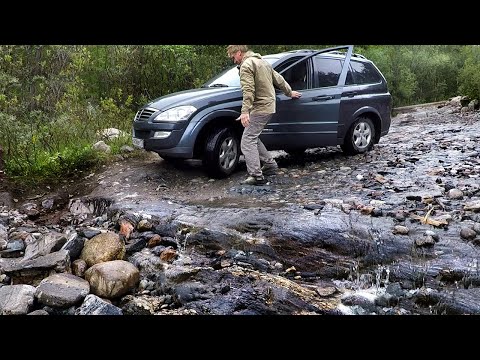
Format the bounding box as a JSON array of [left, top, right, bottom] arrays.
[[2, 100, 480, 315]]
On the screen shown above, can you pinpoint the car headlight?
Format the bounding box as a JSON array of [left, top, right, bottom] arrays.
[[153, 105, 197, 122]]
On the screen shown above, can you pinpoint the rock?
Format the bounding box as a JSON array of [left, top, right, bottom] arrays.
[[393, 225, 409, 235], [75, 294, 123, 315], [137, 219, 152, 232], [23, 231, 67, 260], [60, 233, 86, 260], [160, 248, 177, 262], [85, 260, 140, 299], [0, 284, 36, 314], [119, 294, 163, 315], [447, 189, 463, 199], [3, 250, 71, 286], [72, 259, 87, 277], [92, 141, 111, 153], [415, 235, 436, 247], [28, 309, 49, 315], [35, 273, 90, 308], [80, 231, 125, 267], [460, 227, 477, 240]]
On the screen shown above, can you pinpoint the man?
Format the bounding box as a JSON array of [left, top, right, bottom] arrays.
[[226, 45, 302, 185]]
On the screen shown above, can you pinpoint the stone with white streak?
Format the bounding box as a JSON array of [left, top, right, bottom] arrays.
[[0, 284, 36, 314]]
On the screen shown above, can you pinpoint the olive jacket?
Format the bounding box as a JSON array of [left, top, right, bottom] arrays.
[[239, 51, 293, 115]]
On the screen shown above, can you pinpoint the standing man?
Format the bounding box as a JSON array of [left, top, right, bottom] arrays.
[[227, 45, 302, 186]]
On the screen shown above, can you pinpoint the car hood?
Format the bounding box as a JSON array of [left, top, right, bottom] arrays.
[[146, 87, 242, 111]]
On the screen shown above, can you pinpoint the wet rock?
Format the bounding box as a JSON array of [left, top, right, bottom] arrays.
[[137, 219, 153, 232], [85, 260, 140, 299], [0, 284, 36, 314], [447, 189, 463, 199], [164, 265, 201, 284], [315, 286, 337, 297], [473, 223, 480, 234], [393, 225, 409, 235], [175, 282, 213, 304], [72, 259, 87, 277], [424, 230, 439, 242], [60, 234, 86, 261], [80, 231, 125, 266], [28, 309, 49, 315], [125, 237, 148, 254], [23, 231, 67, 260], [0, 239, 25, 258], [146, 234, 162, 248], [120, 294, 163, 315], [464, 200, 480, 212], [3, 250, 71, 286], [460, 227, 476, 240], [118, 219, 134, 240], [159, 248, 177, 262], [78, 228, 101, 239], [0, 224, 7, 250], [415, 235, 436, 247], [35, 273, 90, 308], [375, 292, 397, 307], [341, 292, 377, 313], [75, 294, 123, 315]]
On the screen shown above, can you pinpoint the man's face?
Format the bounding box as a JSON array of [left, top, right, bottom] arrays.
[[230, 50, 241, 65]]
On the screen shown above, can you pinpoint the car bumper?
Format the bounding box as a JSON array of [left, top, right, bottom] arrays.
[[133, 121, 194, 158]]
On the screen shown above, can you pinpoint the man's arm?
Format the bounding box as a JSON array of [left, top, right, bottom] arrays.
[[240, 62, 255, 114], [272, 70, 293, 97], [273, 70, 302, 99]]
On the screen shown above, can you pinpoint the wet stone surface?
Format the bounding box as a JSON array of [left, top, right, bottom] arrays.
[[2, 103, 480, 315]]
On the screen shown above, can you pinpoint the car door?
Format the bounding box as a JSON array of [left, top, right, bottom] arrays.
[[261, 46, 353, 150]]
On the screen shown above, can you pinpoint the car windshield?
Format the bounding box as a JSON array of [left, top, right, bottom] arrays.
[[202, 56, 280, 88]]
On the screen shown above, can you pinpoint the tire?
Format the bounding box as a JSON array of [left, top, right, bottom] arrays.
[[203, 127, 240, 178], [341, 117, 375, 155]]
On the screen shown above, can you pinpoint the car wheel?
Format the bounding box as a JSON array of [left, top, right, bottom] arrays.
[[341, 116, 375, 155], [204, 127, 240, 178]]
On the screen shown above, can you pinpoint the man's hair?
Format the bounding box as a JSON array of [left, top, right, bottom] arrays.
[[226, 45, 249, 57]]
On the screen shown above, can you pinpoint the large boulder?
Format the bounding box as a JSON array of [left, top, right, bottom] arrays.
[[85, 260, 139, 299], [80, 232, 125, 267]]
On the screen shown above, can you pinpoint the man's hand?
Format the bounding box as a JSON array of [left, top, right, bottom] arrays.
[[291, 91, 302, 99], [238, 113, 250, 127]]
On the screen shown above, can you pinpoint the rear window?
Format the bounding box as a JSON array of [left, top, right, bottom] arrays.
[[348, 60, 382, 85]]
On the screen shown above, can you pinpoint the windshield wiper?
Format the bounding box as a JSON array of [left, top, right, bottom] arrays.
[[209, 84, 229, 88]]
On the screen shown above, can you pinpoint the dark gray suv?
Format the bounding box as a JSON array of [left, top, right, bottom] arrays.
[[132, 45, 392, 178]]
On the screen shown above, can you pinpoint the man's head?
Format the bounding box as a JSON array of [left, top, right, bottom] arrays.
[[226, 45, 248, 65]]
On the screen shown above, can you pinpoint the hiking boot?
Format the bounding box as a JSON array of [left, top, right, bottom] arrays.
[[241, 175, 269, 186], [261, 163, 278, 176]]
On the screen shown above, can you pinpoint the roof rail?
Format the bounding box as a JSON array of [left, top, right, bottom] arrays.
[[288, 48, 367, 59], [325, 50, 367, 59]]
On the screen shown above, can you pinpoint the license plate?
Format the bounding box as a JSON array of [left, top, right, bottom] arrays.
[[132, 137, 144, 149]]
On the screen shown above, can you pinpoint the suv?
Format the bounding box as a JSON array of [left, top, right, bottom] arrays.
[[132, 45, 392, 178]]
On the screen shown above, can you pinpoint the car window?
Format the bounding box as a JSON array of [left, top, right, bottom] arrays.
[[349, 60, 383, 85], [313, 57, 343, 88], [274, 57, 309, 91]]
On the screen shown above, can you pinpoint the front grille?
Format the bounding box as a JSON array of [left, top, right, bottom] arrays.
[[135, 107, 157, 122]]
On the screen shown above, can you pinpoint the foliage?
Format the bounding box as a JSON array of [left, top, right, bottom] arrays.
[[459, 45, 480, 100]]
